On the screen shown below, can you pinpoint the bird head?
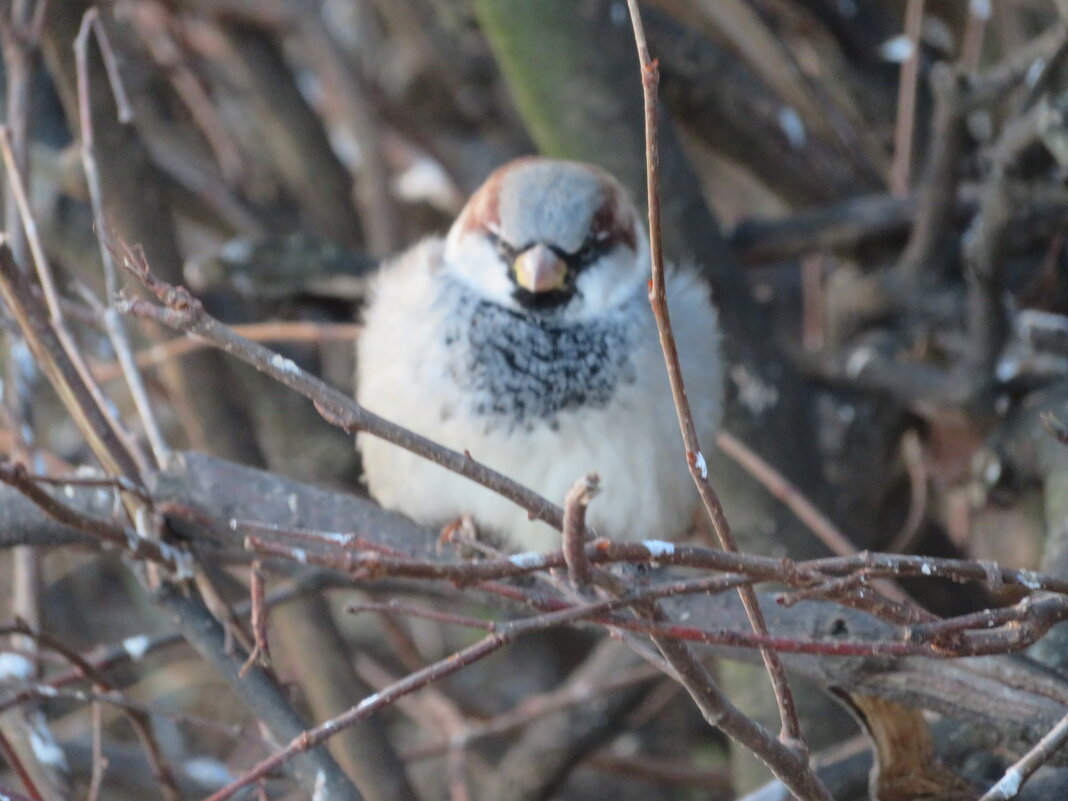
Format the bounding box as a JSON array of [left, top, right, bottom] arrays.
[[444, 158, 649, 319]]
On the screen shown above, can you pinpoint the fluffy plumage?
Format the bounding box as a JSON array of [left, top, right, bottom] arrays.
[[357, 158, 723, 551]]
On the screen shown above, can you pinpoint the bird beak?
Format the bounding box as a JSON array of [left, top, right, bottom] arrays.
[[513, 244, 567, 293]]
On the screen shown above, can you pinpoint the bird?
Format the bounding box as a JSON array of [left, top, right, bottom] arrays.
[[356, 157, 723, 552]]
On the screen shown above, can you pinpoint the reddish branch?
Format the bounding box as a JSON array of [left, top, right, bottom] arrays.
[[239, 561, 270, 676], [0, 728, 45, 801], [562, 473, 598, 586], [270, 535, 1068, 659], [199, 581, 684, 801], [625, 0, 809, 761], [8, 453, 1066, 661]]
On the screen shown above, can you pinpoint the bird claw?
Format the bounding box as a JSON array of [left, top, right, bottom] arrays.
[[439, 514, 479, 548]]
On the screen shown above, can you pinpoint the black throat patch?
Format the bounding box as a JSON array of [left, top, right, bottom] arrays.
[[441, 280, 639, 431]]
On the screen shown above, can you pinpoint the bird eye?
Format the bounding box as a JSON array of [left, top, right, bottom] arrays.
[[574, 233, 603, 267], [486, 230, 519, 263]]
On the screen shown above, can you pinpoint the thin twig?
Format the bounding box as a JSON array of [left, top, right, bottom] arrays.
[[716, 432, 855, 559], [287, 539, 1041, 658], [1, 106, 149, 482], [890, 0, 926, 196], [294, 11, 401, 254], [346, 600, 496, 631], [350, 652, 474, 801], [2, 684, 246, 740], [20, 470, 150, 503], [86, 701, 107, 801], [978, 709, 1068, 800], [717, 431, 914, 607], [79, 8, 133, 122], [897, 64, 968, 279], [887, 429, 928, 553], [0, 6, 48, 762], [960, 0, 990, 71], [0, 728, 45, 801], [76, 10, 171, 467], [0, 580, 318, 717], [624, 0, 806, 750], [0, 0, 36, 271], [239, 561, 270, 676], [403, 663, 661, 761], [0, 461, 180, 570], [92, 321, 361, 383], [594, 563, 833, 801], [961, 89, 1050, 381], [199, 589, 654, 801], [230, 518, 395, 553], [4, 621, 182, 801], [157, 581, 363, 801], [0, 241, 143, 484], [244, 530, 1068, 611], [115, 255, 567, 531], [562, 473, 598, 587], [130, 2, 245, 182], [0, 127, 63, 322]]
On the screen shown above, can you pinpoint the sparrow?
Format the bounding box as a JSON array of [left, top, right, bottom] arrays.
[[356, 157, 723, 551]]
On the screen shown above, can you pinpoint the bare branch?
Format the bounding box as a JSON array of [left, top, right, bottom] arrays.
[[115, 252, 567, 531], [980, 711, 1068, 800], [562, 473, 598, 587], [76, 8, 171, 466], [624, 0, 810, 761]]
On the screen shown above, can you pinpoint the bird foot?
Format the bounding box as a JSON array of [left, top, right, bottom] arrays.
[[439, 514, 480, 548]]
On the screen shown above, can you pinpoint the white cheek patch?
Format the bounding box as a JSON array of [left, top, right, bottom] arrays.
[[573, 247, 649, 318], [444, 233, 517, 305]]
